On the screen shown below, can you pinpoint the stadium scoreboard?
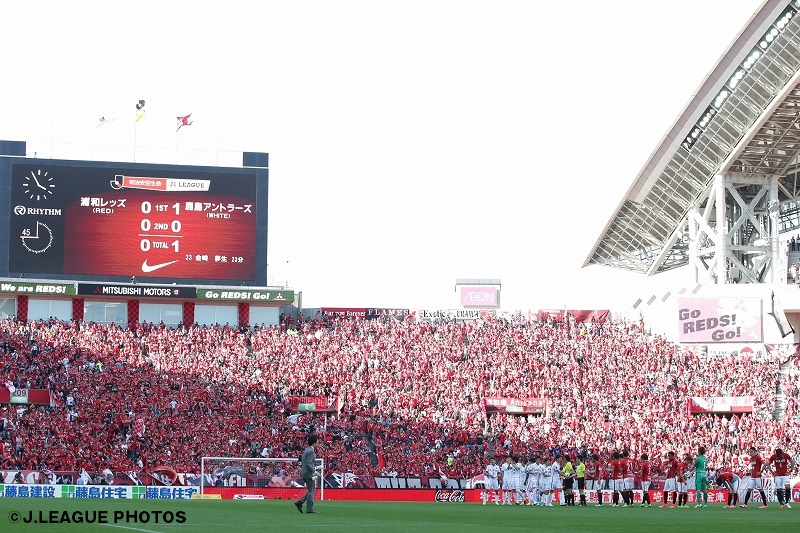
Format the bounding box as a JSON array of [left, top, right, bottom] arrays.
[[0, 158, 269, 285]]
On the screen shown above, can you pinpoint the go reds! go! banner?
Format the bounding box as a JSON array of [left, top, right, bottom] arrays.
[[677, 297, 762, 343]]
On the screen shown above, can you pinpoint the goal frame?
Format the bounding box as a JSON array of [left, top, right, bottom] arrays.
[[200, 456, 325, 500]]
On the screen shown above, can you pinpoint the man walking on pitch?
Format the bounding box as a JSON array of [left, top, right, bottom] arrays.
[[295, 434, 319, 514]]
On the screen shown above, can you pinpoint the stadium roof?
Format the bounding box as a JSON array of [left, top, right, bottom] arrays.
[[585, 0, 800, 275]]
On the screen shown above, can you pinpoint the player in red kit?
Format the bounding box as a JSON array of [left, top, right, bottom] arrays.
[[766, 448, 794, 509], [639, 453, 652, 507], [611, 452, 625, 507], [716, 465, 740, 508], [662, 451, 680, 508], [590, 454, 605, 506], [676, 455, 691, 507], [585, 455, 597, 504], [622, 450, 636, 506], [741, 446, 768, 508]]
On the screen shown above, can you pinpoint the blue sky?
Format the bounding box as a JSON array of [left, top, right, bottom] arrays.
[[0, 0, 763, 310]]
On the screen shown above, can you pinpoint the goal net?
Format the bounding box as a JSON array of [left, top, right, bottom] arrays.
[[199, 456, 325, 500]]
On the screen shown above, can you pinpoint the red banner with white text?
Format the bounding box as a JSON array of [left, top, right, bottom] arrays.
[[483, 397, 546, 415], [688, 396, 754, 414], [286, 396, 341, 413], [0, 388, 54, 405], [536, 310, 609, 324]]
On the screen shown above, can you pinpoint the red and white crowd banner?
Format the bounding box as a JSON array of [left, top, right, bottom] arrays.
[[321, 307, 367, 319], [688, 396, 754, 415], [320, 308, 411, 321], [535, 310, 609, 324], [364, 308, 411, 320], [483, 397, 546, 415], [286, 396, 341, 413], [0, 388, 54, 405], [679, 343, 767, 359], [677, 297, 762, 343], [418, 309, 497, 321]]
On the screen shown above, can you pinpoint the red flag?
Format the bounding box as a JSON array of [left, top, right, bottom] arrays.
[[176, 113, 193, 132]]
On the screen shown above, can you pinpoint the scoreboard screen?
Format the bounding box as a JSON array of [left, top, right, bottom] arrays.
[[6, 162, 262, 282]]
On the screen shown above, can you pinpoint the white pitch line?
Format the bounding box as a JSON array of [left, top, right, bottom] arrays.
[[101, 524, 165, 533]]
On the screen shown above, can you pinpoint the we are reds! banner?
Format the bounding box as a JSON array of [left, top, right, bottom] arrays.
[[677, 297, 762, 343]]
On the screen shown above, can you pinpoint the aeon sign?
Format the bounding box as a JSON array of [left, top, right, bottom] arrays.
[[460, 286, 498, 307]]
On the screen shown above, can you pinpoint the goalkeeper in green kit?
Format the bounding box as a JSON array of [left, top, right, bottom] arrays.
[[693, 446, 709, 508]]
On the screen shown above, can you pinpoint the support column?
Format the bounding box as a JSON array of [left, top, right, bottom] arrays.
[[17, 295, 28, 323], [183, 301, 195, 327], [689, 206, 699, 284], [714, 173, 727, 284], [238, 302, 249, 329], [769, 175, 781, 284], [72, 298, 85, 322], [128, 300, 139, 331]]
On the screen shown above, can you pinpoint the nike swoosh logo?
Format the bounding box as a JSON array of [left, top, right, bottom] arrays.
[[141, 260, 179, 273]]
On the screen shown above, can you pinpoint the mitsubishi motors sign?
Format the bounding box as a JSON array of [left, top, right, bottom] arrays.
[[460, 286, 498, 307]]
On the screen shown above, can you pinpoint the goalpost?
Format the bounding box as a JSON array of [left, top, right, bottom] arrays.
[[200, 456, 325, 500]]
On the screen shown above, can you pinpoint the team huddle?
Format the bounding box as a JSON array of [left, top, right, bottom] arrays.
[[479, 446, 795, 509]]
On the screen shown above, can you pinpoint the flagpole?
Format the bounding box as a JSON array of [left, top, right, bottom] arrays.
[[133, 100, 146, 162]]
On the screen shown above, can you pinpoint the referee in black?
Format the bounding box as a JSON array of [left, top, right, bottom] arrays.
[[576, 456, 587, 506]]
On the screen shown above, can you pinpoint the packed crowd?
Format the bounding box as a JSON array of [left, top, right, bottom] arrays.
[[1, 313, 798, 482]]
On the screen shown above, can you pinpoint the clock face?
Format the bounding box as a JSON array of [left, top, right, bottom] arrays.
[[20, 221, 54, 254], [23, 169, 55, 200]]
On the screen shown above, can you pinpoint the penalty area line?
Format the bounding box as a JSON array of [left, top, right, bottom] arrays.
[[101, 524, 167, 533]]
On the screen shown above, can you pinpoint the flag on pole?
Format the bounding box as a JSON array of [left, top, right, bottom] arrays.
[[135, 99, 146, 122], [176, 113, 193, 132]]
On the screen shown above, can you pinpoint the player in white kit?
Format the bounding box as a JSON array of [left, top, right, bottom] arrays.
[[501, 456, 518, 505], [524, 457, 542, 505], [483, 458, 501, 505]]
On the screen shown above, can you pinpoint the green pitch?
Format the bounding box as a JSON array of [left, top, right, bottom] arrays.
[[0, 499, 795, 533]]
